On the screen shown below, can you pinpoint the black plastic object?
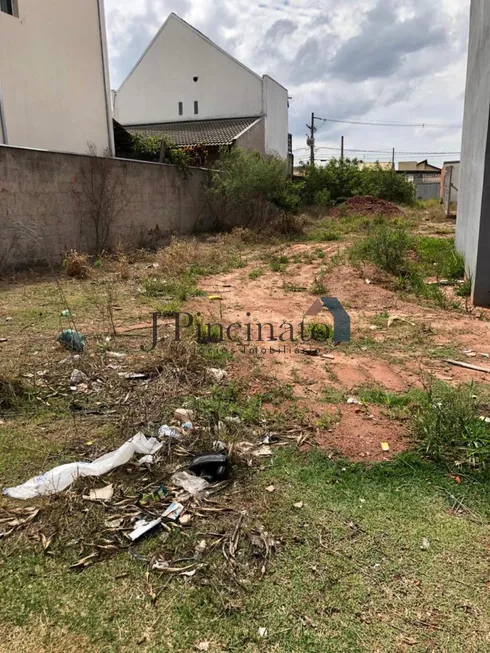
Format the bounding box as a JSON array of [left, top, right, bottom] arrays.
[[189, 453, 229, 482]]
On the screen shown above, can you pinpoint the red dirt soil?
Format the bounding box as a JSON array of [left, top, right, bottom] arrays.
[[330, 195, 402, 217], [183, 237, 490, 462], [315, 406, 411, 462]]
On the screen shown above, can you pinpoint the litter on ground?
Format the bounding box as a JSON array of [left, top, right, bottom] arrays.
[[171, 471, 210, 496], [3, 433, 163, 499]]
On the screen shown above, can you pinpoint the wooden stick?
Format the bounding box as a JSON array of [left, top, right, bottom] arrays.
[[444, 359, 490, 374]]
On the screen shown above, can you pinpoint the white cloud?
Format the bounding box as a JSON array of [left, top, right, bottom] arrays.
[[104, 0, 471, 167]]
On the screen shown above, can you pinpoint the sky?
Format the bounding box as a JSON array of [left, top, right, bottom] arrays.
[[104, 0, 470, 168]]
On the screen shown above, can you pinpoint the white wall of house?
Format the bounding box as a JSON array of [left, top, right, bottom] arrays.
[[263, 75, 288, 160], [0, 0, 113, 154], [114, 14, 289, 159], [114, 14, 263, 126]]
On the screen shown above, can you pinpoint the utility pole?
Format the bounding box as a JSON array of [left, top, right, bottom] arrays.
[[341, 135, 344, 162], [392, 147, 395, 170], [306, 112, 316, 166]]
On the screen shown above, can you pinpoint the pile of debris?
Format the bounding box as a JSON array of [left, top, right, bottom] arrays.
[[330, 195, 402, 218], [1, 405, 294, 580]]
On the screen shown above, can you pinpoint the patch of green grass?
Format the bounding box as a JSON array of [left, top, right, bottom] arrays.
[[141, 276, 199, 301], [397, 273, 460, 311], [413, 381, 490, 471], [197, 343, 233, 365], [357, 385, 426, 411], [268, 255, 290, 273], [248, 267, 265, 280], [456, 277, 472, 298], [311, 229, 341, 242], [416, 237, 465, 280], [155, 299, 182, 315], [1, 443, 490, 651], [193, 316, 224, 343], [322, 387, 345, 403], [310, 276, 328, 295], [283, 281, 307, 293], [303, 322, 332, 342], [189, 381, 263, 423], [371, 310, 390, 327]]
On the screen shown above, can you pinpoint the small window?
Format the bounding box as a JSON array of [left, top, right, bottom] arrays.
[[0, 0, 15, 16], [178, 102, 183, 116], [194, 101, 199, 115]]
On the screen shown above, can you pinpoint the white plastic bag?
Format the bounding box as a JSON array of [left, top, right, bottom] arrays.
[[3, 433, 163, 500], [171, 471, 209, 496]]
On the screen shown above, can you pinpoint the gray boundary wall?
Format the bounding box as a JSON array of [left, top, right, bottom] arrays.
[[456, 0, 490, 306], [0, 145, 213, 268]]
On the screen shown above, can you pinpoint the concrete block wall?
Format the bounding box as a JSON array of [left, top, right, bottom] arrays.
[[0, 145, 213, 268]]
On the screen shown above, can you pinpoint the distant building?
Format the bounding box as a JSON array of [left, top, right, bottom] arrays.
[[113, 13, 291, 165], [358, 161, 393, 170], [397, 160, 441, 201], [0, 0, 113, 154], [397, 160, 441, 183]]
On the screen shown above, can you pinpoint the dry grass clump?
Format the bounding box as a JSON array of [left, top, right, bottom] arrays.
[[0, 374, 30, 410], [118, 254, 130, 280], [64, 250, 90, 279], [267, 212, 309, 236], [156, 236, 244, 277]]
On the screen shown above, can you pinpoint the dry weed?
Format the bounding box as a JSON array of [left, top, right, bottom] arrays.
[[156, 236, 243, 277], [118, 254, 130, 280], [64, 251, 90, 279]]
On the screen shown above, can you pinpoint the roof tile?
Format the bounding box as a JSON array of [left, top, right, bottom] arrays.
[[126, 117, 261, 147]]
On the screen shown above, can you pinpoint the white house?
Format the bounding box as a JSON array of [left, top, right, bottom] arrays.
[[113, 13, 290, 161], [0, 0, 114, 155]]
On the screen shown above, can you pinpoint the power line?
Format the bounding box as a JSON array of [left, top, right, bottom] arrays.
[[314, 147, 460, 155], [293, 146, 460, 155], [315, 116, 462, 129]]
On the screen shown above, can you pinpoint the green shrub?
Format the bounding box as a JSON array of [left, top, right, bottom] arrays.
[[300, 159, 416, 207], [413, 382, 490, 470], [314, 188, 332, 208], [130, 134, 192, 170], [301, 159, 363, 205], [350, 223, 413, 276], [361, 165, 416, 205], [207, 149, 300, 230]]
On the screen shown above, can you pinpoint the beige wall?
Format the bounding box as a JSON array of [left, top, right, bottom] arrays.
[[114, 13, 263, 125], [235, 118, 265, 155], [0, 0, 112, 154], [263, 75, 289, 160], [0, 146, 213, 268]]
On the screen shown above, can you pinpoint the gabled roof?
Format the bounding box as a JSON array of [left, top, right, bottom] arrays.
[[117, 13, 275, 94], [126, 117, 262, 147]]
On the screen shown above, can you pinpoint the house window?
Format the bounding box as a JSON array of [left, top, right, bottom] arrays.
[[0, 0, 16, 16], [194, 101, 199, 115], [178, 102, 183, 116]]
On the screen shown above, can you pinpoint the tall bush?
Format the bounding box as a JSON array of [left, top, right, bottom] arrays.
[[301, 159, 363, 205], [206, 149, 300, 229], [301, 159, 416, 207]]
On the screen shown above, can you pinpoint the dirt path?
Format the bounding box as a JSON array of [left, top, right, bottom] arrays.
[[186, 241, 490, 461]]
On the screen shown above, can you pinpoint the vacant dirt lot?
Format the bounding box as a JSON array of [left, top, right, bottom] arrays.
[[0, 206, 489, 652]]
